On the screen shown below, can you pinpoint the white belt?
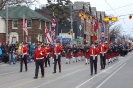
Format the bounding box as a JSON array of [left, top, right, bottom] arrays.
[[54, 53, 61, 55], [90, 55, 97, 56], [36, 57, 43, 60], [47, 53, 50, 55], [22, 53, 27, 55], [100, 52, 106, 53]]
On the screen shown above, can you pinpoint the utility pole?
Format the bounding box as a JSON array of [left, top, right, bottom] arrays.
[[70, 3, 73, 45], [6, 2, 8, 43]]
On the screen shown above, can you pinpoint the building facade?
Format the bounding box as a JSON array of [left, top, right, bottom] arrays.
[[0, 6, 51, 44]]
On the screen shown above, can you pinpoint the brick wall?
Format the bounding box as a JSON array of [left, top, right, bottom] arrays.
[[8, 19, 47, 43], [0, 33, 6, 42]]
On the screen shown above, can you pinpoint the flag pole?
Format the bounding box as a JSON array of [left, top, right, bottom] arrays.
[[6, 2, 9, 44], [52, 12, 54, 45], [23, 14, 24, 43]]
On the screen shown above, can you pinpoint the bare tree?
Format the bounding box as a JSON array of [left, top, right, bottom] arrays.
[[0, 0, 38, 10], [109, 24, 122, 37]]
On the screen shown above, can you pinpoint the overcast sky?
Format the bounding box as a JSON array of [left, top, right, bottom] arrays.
[[39, 0, 133, 37]]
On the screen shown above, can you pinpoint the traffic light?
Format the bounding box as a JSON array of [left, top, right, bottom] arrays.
[[88, 16, 92, 20], [103, 17, 109, 22], [103, 17, 118, 22], [111, 17, 118, 21], [129, 15, 132, 19], [68, 31, 72, 35], [79, 13, 86, 19]]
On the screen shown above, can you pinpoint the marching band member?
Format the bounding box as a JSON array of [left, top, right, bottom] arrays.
[[53, 40, 62, 73], [45, 43, 51, 67], [84, 43, 90, 65], [98, 40, 108, 70], [34, 42, 46, 79], [110, 43, 114, 63], [80, 45, 85, 61], [65, 43, 72, 64], [20, 42, 28, 72], [89, 42, 99, 75], [105, 41, 110, 64], [113, 43, 119, 61], [72, 44, 78, 62]]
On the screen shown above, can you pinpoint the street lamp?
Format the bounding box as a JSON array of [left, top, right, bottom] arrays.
[[69, 2, 74, 45], [6, 2, 8, 43]]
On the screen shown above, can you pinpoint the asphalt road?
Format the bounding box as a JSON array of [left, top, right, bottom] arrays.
[[0, 51, 132, 88]]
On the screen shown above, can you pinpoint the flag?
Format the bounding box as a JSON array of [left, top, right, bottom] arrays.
[[92, 31, 97, 42], [93, 18, 98, 31], [123, 35, 125, 40], [92, 17, 98, 42], [23, 15, 28, 39], [45, 26, 52, 43], [101, 21, 105, 41], [51, 17, 56, 42], [115, 36, 118, 43]]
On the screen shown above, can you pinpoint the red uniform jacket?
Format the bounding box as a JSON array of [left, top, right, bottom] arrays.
[[45, 46, 51, 53], [89, 47, 99, 56], [53, 45, 62, 54], [98, 44, 108, 53], [21, 45, 28, 54], [34, 47, 46, 62]]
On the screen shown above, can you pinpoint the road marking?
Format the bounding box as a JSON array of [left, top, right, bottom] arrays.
[[33, 68, 88, 88], [0, 67, 35, 76], [8, 65, 84, 88], [75, 59, 126, 88], [96, 63, 126, 88]]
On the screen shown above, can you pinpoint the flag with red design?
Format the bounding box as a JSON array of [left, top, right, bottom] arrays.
[[92, 17, 98, 42], [45, 26, 52, 43], [92, 31, 97, 42], [23, 15, 28, 39], [51, 17, 56, 42], [93, 18, 98, 31]]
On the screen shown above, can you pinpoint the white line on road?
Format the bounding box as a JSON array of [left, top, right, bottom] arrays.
[[33, 67, 88, 88], [96, 63, 126, 88], [75, 59, 126, 88]]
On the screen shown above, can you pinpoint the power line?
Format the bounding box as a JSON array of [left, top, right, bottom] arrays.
[[105, 3, 133, 11], [105, 0, 130, 29]]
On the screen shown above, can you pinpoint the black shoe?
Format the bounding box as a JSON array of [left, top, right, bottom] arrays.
[[59, 70, 61, 73], [90, 73, 93, 76], [85, 63, 87, 65], [53, 72, 56, 74], [33, 77, 38, 79], [95, 72, 97, 74], [25, 70, 27, 72], [101, 68, 103, 70], [19, 71, 22, 72], [45, 66, 47, 67], [41, 75, 44, 78]]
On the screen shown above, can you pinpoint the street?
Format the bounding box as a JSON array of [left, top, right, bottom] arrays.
[[0, 51, 133, 88]]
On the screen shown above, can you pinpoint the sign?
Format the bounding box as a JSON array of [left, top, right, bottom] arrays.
[[62, 38, 71, 44], [79, 25, 82, 30]]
